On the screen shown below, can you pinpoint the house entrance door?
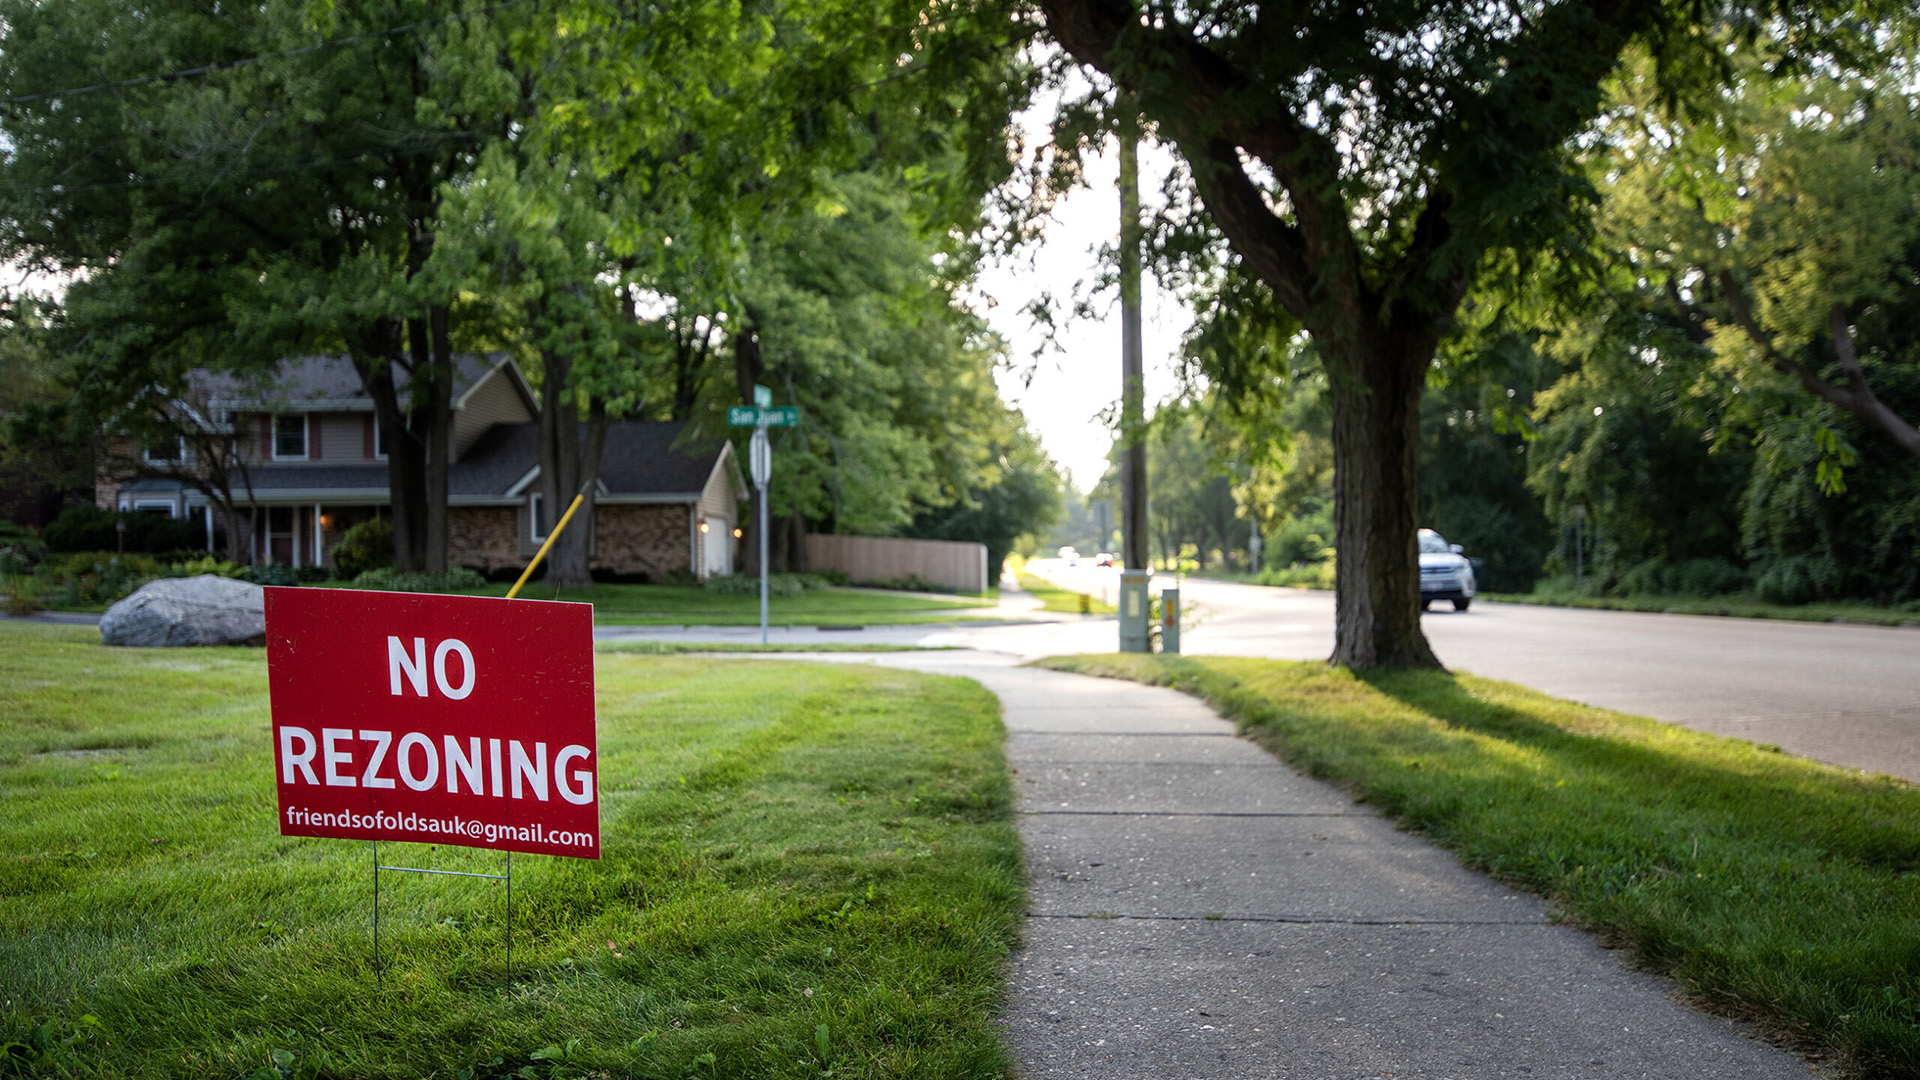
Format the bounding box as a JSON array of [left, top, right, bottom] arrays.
[[267, 507, 295, 566], [702, 517, 732, 577]]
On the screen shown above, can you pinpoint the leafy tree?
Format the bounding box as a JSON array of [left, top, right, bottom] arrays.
[[905, 418, 1063, 581], [1594, 56, 1920, 471], [1504, 48, 1920, 604], [0, 0, 511, 570], [1035, 0, 1889, 666], [1419, 353, 1555, 594], [1137, 403, 1239, 570], [0, 298, 89, 528]]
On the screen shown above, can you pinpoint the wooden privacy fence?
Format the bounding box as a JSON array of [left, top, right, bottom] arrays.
[[805, 535, 990, 595]]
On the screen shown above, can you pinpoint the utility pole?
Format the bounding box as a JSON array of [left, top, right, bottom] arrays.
[[1117, 98, 1152, 653]]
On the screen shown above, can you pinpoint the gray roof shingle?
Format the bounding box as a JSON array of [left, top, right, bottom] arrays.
[[453, 421, 726, 498], [190, 354, 503, 410], [230, 420, 729, 502]]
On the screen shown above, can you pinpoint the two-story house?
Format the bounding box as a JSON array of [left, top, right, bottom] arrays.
[[98, 354, 745, 580]]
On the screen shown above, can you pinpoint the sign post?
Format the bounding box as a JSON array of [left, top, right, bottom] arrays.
[[731, 385, 795, 647], [265, 587, 597, 978], [749, 426, 771, 645]]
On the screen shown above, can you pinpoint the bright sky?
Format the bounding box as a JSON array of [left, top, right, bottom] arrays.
[[969, 93, 1196, 495]]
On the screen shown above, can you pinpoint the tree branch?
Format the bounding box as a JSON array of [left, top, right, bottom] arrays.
[[1718, 271, 1920, 459], [1828, 302, 1920, 459], [1039, 0, 1369, 345]]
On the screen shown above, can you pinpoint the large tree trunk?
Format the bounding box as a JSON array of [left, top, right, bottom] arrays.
[[535, 335, 608, 590], [422, 306, 454, 574], [1325, 342, 1441, 669], [354, 318, 430, 572]]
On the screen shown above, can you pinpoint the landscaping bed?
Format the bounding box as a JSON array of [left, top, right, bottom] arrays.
[[1038, 653, 1920, 1076], [1, 624, 1021, 1078]]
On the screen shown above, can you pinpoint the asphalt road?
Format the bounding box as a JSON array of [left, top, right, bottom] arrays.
[[1011, 561, 1920, 784]]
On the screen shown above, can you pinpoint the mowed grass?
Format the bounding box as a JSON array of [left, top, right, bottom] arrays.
[[471, 582, 995, 626], [0, 623, 1021, 1079], [1012, 573, 1114, 616], [596, 643, 959, 655], [1039, 654, 1920, 1076], [1484, 589, 1920, 627]]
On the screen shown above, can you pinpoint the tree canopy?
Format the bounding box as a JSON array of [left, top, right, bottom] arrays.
[[1034, 0, 1899, 666]]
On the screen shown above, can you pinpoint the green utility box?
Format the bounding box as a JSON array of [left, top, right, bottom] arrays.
[[1119, 568, 1152, 653], [1160, 586, 1180, 654]]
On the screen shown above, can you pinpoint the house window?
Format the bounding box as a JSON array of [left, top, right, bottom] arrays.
[[373, 420, 389, 460], [273, 414, 308, 460], [133, 500, 176, 519], [530, 493, 547, 542], [142, 437, 184, 466]]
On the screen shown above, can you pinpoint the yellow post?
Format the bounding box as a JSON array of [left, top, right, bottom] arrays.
[[506, 493, 586, 599]]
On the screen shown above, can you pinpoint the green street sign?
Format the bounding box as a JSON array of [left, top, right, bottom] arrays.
[[727, 406, 799, 427], [753, 384, 773, 408]]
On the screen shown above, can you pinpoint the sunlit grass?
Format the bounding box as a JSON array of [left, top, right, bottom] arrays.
[[1039, 653, 1920, 1076], [1483, 589, 1920, 626], [472, 582, 997, 626], [1013, 573, 1114, 616], [1, 623, 1021, 1079]]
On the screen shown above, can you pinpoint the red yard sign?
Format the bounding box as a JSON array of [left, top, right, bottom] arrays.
[[264, 588, 599, 859]]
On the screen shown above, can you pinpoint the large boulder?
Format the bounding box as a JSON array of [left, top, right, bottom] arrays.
[[100, 575, 266, 647]]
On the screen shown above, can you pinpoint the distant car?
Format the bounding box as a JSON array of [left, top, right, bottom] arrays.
[[1057, 546, 1080, 566], [1418, 528, 1476, 612], [1094, 552, 1115, 567]]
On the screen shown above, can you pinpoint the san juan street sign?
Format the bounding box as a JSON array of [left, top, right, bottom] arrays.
[[727, 406, 798, 427]]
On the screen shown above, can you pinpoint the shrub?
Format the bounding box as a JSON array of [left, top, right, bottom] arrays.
[[1755, 556, 1839, 606], [1667, 557, 1749, 597], [863, 574, 950, 594], [43, 505, 200, 555], [244, 563, 303, 587], [33, 552, 163, 607], [330, 518, 395, 579], [167, 555, 247, 579], [704, 572, 804, 597], [1257, 556, 1337, 590], [2, 580, 37, 616], [349, 567, 486, 593], [0, 543, 38, 577]]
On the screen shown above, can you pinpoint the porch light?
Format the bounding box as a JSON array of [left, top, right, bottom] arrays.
[[698, 522, 710, 533], [732, 528, 743, 539]]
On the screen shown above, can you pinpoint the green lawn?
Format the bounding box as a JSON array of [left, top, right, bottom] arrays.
[[1013, 573, 1114, 616], [0, 624, 1022, 1079], [471, 582, 998, 627], [1482, 589, 1920, 627], [1039, 654, 1920, 1076], [596, 642, 960, 655]]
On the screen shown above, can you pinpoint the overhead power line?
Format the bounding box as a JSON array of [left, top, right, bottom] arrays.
[[0, 0, 532, 107]]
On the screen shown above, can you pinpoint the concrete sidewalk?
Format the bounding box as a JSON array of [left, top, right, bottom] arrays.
[[828, 651, 1808, 1079]]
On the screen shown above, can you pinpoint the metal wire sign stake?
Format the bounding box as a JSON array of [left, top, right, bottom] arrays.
[[263, 491, 598, 987]]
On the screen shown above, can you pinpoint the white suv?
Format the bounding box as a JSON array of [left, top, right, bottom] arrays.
[[1418, 529, 1476, 612]]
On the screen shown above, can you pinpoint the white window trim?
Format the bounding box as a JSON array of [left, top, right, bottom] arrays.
[[373, 418, 389, 461], [530, 493, 548, 542], [272, 413, 309, 461], [141, 437, 186, 467], [132, 500, 177, 519]]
